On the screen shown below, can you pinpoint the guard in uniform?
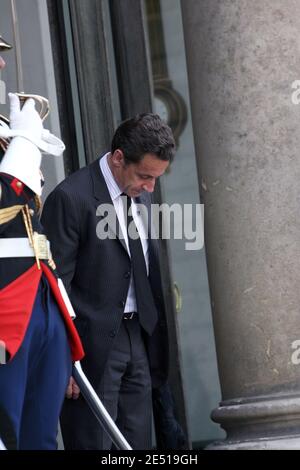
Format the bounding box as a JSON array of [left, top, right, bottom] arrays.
[[0, 36, 84, 450]]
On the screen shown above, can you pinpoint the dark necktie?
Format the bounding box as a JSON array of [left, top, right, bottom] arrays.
[[123, 194, 158, 335]]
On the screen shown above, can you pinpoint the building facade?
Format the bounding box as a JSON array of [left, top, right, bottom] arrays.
[[1, 0, 299, 449]]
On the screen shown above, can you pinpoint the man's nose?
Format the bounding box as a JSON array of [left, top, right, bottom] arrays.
[[142, 179, 156, 193]]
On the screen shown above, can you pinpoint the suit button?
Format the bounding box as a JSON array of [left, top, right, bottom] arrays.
[[124, 271, 131, 279], [119, 300, 125, 308], [109, 330, 116, 338]]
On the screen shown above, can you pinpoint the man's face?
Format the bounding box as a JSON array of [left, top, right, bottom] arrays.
[[111, 151, 169, 198]]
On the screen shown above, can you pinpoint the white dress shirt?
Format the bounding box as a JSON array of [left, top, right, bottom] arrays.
[[100, 153, 149, 313]]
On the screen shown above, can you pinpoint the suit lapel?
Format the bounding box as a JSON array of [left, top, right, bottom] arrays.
[[89, 159, 127, 252]]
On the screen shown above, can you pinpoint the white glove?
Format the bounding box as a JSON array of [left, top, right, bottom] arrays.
[[0, 94, 43, 195], [9, 93, 43, 142], [0, 93, 65, 157]]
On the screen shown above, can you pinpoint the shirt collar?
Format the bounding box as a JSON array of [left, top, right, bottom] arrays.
[[99, 152, 123, 201]]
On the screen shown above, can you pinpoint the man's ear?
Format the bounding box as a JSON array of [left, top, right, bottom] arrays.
[[111, 149, 125, 167]]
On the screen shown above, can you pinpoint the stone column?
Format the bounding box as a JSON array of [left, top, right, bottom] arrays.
[[181, 0, 300, 449]]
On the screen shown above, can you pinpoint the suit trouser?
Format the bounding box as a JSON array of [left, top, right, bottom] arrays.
[[61, 316, 152, 450], [0, 277, 72, 450]]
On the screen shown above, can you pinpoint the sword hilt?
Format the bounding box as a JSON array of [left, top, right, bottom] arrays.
[[16, 93, 50, 122]]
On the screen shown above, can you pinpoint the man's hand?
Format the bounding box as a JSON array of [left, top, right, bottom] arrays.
[[66, 376, 80, 400], [9, 93, 43, 142]]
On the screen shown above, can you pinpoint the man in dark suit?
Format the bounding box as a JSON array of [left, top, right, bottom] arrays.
[[42, 114, 176, 450]]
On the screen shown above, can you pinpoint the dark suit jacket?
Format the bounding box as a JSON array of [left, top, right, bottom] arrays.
[[42, 158, 169, 388]]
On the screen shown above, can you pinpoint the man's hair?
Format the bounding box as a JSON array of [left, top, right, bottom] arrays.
[[111, 113, 175, 164]]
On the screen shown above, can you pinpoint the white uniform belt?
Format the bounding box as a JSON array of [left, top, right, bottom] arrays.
[[0, 237, 50, 259]]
